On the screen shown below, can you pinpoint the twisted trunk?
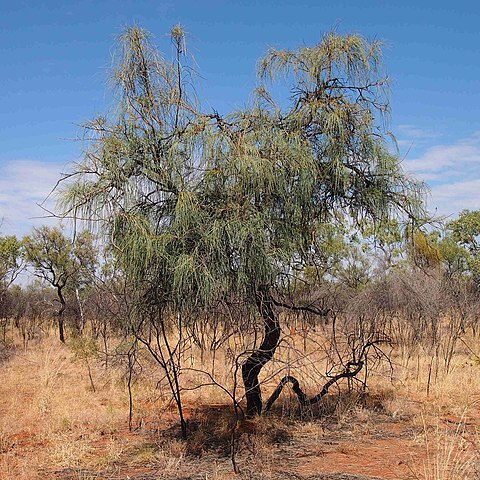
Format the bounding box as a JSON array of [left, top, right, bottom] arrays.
[[263, 339, 384, 412], [264, 361, 364, 412], [242, 288, 280, 417]]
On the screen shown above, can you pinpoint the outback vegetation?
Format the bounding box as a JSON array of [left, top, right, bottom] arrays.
[[1, 26, 480, 480]]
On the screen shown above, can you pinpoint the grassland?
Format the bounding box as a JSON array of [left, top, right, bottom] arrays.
[[1, 327, 480, 480]]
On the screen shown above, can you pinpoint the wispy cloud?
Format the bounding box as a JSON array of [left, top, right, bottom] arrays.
[[396, 124, 440, 150], [429, 178, 480, 218], [397, 124, 440, 142], [400, 132, 480, 217], [404, 136, 480, 175], [0, 160, 66, 237]]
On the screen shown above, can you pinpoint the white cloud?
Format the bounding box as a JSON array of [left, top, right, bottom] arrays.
[[0, 160, 67, 237], [399, 132, 480, 217], [428, 179, 480, 218], [397, 124, 440, 142], [404, 140, 480, 175]]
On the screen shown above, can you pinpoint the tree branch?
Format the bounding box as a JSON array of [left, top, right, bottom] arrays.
[[264, 339, 385, 412]]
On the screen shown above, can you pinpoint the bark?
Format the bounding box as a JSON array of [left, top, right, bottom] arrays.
[[242, 288, 281, 417], [57, 286, 66, 343], [264, 362, 364, 412], [263, 339, 384, 412]]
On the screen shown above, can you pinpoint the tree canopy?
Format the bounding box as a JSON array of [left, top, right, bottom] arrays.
[[60, 26, 424, 416], [0, 235, 23, 289], [446, 209, 480, 283], [0, 235, 23, 317]]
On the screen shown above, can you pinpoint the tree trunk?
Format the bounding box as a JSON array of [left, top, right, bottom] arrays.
[[242, 288, 280, 417], [57, 286, 66, 343], [58, 316, 65, 343], [75, 287, 85, 333]]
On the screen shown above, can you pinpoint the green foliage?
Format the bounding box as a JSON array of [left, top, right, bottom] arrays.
[[448, 210, 480, 254], [0, 235, 24, 317], [0, 235, 23, 298], [303, 221, 350, 284], [437, 235, 470, 278], [447, 210, 480, 282], [60, 26, 424, 317], [361, 218, 403, 250], [0, 236, 21, 269], [23, 226, 96, 290], [70, 335, 99, 362]]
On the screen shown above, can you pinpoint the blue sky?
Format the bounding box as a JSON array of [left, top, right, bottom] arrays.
[[1, 0, 479, 236]]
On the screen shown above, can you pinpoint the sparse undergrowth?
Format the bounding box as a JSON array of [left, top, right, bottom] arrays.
[[1, 331, 480, 480]]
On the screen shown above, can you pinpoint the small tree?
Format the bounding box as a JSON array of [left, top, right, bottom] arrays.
[[0, 235, 23, 302], [61, 26, 423, 418], [0, 235, 24, 343], [447, 209, 480, 284], [24, 226, 96, 342]]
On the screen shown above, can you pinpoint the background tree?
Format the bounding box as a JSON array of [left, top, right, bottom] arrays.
[[447, 209, 480, 284], [24, 226, 96, 342], [0, 234, 24, 329], [410, 230, 441, 271], [438, 236, 468, 278], [61, 26, 424, 418], [0, 235, 23, 298]]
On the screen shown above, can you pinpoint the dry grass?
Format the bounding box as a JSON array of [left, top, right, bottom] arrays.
[[406, 413, 478, 480], [0, 336, 129, 479], [1, 328, 480, 479]]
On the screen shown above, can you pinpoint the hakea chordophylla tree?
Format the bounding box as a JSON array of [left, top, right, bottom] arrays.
[[61, 26, 423, 417]]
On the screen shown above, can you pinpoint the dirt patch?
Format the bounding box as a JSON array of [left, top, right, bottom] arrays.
[[292, 419, 420, 479]]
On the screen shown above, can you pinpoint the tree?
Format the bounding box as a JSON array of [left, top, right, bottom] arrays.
[[60, 26, 423, 418], [411, 230, 441, 271], [447, 209, 480, 284], [24, 226, 96, 342], [0, 235, 23, 316], [437, 234, 470, 280]]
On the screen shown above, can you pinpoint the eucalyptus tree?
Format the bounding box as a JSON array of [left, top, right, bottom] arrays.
[[24, 226, 96, 342], [61, 26, 423, 417]]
